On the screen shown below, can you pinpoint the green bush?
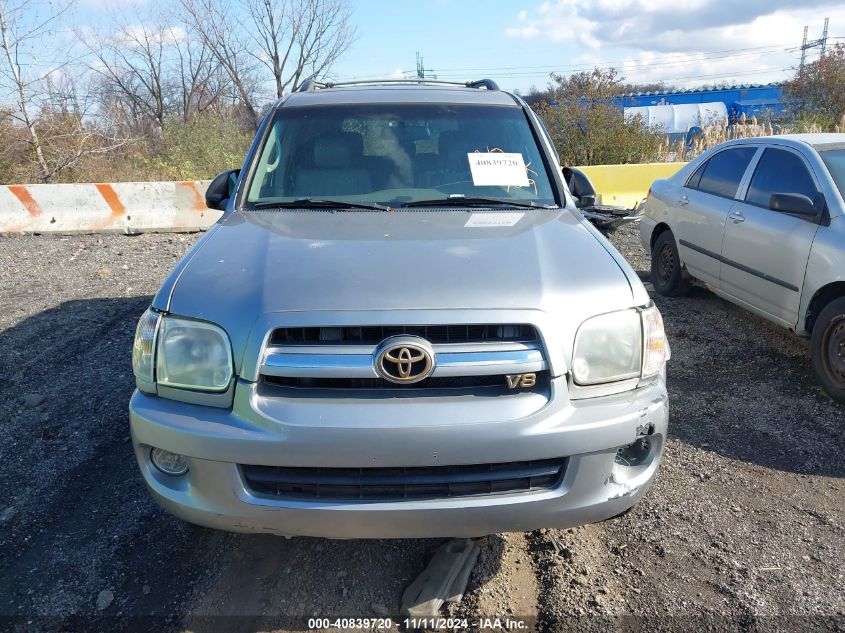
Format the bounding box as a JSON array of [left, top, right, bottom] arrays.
[[141, 115, 253, 181], [535, 68, 665, 166]]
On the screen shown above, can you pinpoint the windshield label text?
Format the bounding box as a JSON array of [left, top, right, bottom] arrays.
[[467, 152, 530, 187]]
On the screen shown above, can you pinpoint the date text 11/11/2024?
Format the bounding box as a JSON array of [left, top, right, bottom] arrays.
[[306, 617, 530, 630]]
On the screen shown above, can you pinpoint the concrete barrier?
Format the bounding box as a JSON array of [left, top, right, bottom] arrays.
[[0, 180, 218, 234], [0, 162, 688, 234], [577, 162, 687, 209]]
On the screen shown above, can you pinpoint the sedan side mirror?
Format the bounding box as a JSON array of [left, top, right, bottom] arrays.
[[768, 192, 822, 219], [205, 169, 240, 211]]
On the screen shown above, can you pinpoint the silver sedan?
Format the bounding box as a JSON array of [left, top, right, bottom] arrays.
[[640, 133, 845, 401]]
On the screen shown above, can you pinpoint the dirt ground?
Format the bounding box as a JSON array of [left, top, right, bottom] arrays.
[[0, 224, 843, 632]]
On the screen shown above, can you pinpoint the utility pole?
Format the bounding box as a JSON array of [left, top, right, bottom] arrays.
[[820, 17, 829, 55], [799, 18, 830, 75], [416, 52, 425, 79], [415, 53, 437, 80], [799, 25, 808, 74]]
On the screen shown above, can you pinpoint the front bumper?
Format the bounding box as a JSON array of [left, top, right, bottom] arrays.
[[129, 377, 668, 538]]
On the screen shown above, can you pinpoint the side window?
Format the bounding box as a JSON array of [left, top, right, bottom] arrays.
[[745, 148, 818, 208], [696, 147, 757, 198], [685, 160, 708, 190]]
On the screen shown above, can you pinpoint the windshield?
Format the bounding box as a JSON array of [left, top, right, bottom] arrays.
[[244, 103, 558, 208], [819, 148, 845, 199]]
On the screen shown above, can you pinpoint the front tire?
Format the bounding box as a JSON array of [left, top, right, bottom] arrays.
[[650, 231, 689, 297], [810, 297, 845, 403]]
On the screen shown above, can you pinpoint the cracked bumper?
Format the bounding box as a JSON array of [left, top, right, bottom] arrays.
[[129, 377, 668, 539]]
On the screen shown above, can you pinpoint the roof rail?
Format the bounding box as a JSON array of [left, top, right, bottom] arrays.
[[466, 79, 500, 91], [296, 77, 325, 92], [296, 78, 500, 91]]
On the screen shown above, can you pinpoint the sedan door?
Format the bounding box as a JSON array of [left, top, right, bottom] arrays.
[[719, 147, 822, 327], [674, 146, 758, 287]]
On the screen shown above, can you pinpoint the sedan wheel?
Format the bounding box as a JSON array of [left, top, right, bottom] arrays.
[[650, 230, 689, 297], [811, 297, 845, 402]]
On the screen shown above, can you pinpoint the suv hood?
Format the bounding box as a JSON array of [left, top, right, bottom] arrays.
[[155, 208, 645, 364]]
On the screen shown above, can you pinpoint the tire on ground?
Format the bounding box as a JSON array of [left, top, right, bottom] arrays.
[[650, 230, 689, 297], [810, 296, 845, 403]]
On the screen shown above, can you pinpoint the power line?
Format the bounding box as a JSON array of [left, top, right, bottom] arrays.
[[332, 33, 844, 87], [432, 65, 794, 80], [425, 42, 803, 75], [428, 47, 807, 80]]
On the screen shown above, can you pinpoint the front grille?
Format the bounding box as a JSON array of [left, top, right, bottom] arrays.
[[263, 371, 549, 391], [270, 324, 539, 346], [241, 458, 567, 501]]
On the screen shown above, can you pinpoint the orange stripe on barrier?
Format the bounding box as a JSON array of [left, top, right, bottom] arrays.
[[178, 181, 207, 212], [93, 183, 127, 230], [95, 183, 126, 216], [8, 185, 41, 217]]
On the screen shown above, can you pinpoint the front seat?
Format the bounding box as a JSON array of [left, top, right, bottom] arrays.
[[294, 133, 372, 197], [416, 130, 477, 189]]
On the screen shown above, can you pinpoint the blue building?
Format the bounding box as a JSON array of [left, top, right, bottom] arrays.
[[613, 83, 786, 122]]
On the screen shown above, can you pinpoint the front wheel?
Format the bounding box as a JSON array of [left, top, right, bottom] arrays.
[[650, 231, 689, 297], [810, 297, 845, 403]]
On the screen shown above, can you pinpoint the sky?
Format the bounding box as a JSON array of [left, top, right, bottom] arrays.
[[331, 0, 845, 92], [60, 0, 845, 95]]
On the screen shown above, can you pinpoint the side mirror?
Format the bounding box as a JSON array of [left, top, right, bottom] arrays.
[[769, 192, 821, 219], [205, 169, 240, 211], [577, 194, 596, 209], [562, 167, 597, 208]]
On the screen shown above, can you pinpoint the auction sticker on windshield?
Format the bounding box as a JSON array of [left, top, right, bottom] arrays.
[[467, 152, 530, 187]]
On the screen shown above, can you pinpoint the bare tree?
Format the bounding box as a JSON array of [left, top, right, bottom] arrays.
[[81, 18, 171, 130], [172, 27, 228, 122], [81, 5, 229, 131], [0, 0, 129, 182], [0, 0, 70, 180], [179, 0, 355, 128], [178, 0, 263, 128], [244, 0, 355, 98]]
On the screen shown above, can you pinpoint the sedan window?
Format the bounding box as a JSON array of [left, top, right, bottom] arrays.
[[818, 148, 845, 199], [746, 148, 818, 208], [685, 160, 708, 190], [695, 147, 757, 199]]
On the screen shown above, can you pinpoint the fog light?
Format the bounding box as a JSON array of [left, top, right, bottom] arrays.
[[615, 437, 651, 467], [150, 448, 189, 475]]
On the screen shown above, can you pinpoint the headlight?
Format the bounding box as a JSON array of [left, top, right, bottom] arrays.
[[573, 309, 642, 385], [132, 309, 161, 388], [156, 316, 233, 391], [572, 305, 669, 385], [641, 305, 669, 378]]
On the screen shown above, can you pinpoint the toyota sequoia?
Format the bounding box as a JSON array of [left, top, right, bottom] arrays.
[[130, 79, 670, 538]]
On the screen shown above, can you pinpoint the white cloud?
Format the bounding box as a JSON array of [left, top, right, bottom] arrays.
[[505, 0, 602, 49], [506, 0, 845, 86]]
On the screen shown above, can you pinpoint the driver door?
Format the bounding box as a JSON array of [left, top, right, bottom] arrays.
[[719, 147, 822, 327]]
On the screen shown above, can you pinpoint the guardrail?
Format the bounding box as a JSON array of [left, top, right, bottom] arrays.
[[0, 180, 216, 234], [0, 162, 688, 234], [578, 162, 687, 209]]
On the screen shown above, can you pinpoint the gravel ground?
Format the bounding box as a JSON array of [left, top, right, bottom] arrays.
[[0, 224, 843, 632]]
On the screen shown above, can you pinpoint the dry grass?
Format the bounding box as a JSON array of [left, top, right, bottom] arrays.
[[655, 113, 845, 163]]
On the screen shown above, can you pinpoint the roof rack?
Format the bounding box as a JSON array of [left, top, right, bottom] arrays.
[[295, 78, 500, 92]]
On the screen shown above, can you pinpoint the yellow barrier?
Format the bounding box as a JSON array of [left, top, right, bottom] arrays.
[[574, 162, 687, 209]]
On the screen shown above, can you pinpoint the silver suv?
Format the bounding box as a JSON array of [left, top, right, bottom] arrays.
[[130, 79, 669, 538]]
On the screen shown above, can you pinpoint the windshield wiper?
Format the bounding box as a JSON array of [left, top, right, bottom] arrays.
[[400, 196, 556, 210], [249, 198, 391, 211]]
